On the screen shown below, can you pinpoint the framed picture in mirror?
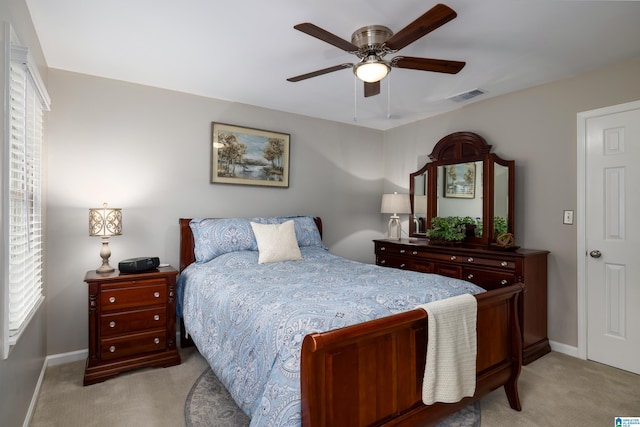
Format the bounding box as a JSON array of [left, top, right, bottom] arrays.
[[444, 163, 475, 198]]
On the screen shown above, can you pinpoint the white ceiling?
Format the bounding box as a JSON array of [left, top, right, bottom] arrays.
[[25, 0, 640, 130]]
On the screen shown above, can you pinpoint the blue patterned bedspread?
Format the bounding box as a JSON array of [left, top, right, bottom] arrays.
[[179, 247, 484, 427]]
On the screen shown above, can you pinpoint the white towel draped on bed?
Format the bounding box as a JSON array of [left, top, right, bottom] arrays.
[[417, 293, 477, 405]]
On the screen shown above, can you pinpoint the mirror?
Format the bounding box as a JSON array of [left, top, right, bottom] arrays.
[[409, 132, 514, 246]]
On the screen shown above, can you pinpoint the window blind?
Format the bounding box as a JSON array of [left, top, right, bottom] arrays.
[[3, 38, 50, 358]]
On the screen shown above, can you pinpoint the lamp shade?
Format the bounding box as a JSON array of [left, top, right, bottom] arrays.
[[381, 192, 411, 214], [89, 203, 122, 237], [354, 58, 390, 83]]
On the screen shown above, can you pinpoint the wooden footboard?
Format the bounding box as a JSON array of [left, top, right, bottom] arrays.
[[300, 284, 523, 427]]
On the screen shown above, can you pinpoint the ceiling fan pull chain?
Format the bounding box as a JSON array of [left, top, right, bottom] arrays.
[[353, 74, 358, 122], [387, 75, 391, 119]]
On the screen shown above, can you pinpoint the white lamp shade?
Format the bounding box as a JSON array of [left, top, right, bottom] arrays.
[[355, 60, 390, 83], [89, 203, 122, 237], [413, 195, 428, 215], [381, 193, 411, 214]]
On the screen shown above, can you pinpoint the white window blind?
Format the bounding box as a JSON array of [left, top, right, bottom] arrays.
[[2, 34, 50, 359]]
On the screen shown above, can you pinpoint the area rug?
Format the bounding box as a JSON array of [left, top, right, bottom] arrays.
[[185, 368, 480, 427]]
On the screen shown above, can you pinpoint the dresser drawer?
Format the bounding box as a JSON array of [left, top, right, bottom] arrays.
[[375, 243, 414, 257], [100, 329, 167, 361], [100, 306, 166, 336], [377, 255, 411, 270], [462, 267, 516, 290], [100, 281, 167, 312], [460, 255, 515, 270]]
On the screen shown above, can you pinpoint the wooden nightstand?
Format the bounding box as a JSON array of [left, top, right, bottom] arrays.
[[83, 266, 181, 385]]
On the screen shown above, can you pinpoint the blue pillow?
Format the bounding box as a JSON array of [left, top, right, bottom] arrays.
[[190, 218, 256, 263], [190, 216, 325, 263]]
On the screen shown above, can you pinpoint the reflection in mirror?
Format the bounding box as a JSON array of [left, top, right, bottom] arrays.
[[494, 163, 509, 234], [408, 132, 515, 244], [436, 161, 483, 236], [413, 173, 427, 233]]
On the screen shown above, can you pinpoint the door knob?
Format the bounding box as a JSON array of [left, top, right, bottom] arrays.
[[589, 250, 602, 258]]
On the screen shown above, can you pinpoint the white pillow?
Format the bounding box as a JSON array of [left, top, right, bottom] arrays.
[[250, 220, 302, 264]]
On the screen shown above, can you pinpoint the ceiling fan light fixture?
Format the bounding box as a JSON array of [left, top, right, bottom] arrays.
[[354, 57, 390, 83]]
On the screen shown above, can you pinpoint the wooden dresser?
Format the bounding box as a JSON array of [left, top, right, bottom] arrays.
[[374, 239, 550, 364], [83, 266, 181, 385]]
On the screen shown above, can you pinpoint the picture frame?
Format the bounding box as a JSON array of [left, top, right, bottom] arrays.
[[444, 162, 476, 198], [211, 123, 290, 187]]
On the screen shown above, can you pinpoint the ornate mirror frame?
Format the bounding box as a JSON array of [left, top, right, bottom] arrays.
[[409, 132, 515, 246]]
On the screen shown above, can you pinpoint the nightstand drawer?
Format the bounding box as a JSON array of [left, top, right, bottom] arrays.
[[100, 306, 166, 336], [100, 281, 167, 312], [100, 329, 167, 360]]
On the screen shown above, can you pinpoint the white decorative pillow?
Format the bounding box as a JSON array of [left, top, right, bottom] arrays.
[[250, 220, 302, 264]]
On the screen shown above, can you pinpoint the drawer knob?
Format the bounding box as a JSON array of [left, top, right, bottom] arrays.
[[501, 261, 508, 267], [380, 260, 386, 264], [412, 251, 418, 255], [501, 279, 508, 285], [400, 249, 405, 254], [154, 338, 160, 344], [154, 315, 160, 321], [467, 257, 474, 263], [380, 247, 386, 251], [109, 321, 116, 328], [467, 274, 474, 279], [109, 296, 116, 303], [109, 346, 116, 353], [400, 263, 406, 268], [153, 292, 160, 298], [450, 256, 457, 261]]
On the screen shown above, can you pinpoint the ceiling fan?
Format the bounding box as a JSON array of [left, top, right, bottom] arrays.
[[287, 3, 466, 97]]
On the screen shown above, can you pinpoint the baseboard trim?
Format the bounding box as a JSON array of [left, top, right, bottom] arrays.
[[23, 349, 89, 427], [549, 340, 580, 358], [46, 348, 88, 366]]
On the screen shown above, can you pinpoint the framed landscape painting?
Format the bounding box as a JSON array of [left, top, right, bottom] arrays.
[[444, 162, 476, 198], [211, 123, 290, 187]]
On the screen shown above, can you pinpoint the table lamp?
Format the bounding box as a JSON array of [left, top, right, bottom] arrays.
[[89, 203, 122, 273]]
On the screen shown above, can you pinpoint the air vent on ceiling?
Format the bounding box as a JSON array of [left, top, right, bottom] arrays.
[[448, 88, 485, 103]]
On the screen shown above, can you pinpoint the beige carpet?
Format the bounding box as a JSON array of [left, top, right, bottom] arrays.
[[30, 349, 640, 426]]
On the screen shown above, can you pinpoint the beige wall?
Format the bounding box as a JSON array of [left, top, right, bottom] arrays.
[[384, 56, 640, 347], [0, 0, 49, 425]]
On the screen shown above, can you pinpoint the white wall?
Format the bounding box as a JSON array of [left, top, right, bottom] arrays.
[[384, 56, 640, 347], [45, 70, 384, 355]]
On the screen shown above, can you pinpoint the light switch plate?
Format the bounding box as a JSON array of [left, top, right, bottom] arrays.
[[563, 210, 574, 225]]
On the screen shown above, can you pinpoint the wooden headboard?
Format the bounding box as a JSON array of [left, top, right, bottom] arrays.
[[179, 217, 323, 271]]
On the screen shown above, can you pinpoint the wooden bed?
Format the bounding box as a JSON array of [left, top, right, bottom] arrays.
[[178, 217, 523, 426]]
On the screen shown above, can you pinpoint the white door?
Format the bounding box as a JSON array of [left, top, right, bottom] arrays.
[[585, 102, 640, 374]]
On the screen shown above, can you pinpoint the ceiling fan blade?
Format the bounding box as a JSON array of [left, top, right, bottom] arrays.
[[391, 56, 465, 74], [364, 81, 380, 97], [384, 4, 457, 51], [287, 63, 353, 82], [294, 23, 359, 52]]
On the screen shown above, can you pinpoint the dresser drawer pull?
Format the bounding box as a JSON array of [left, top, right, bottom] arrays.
[[501, 279, 508, 285], [400, 264, 406, 268], [153, 292, 160, 298], [400, 249, 405, 254], [412, 251, 418, 255], [154, 315, 160, 321], [109, 346, 116, 353], [380, 247, 386, 251], [467, 257, 474, 263], [450, 256, 457, 261], [154, 338, 160, 344], [467, 274, 474, 280], [109, 297, 116, 303], [109, 321, 116, 328], [380, 260, 386, 264], [501, 261, 508, 267]]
